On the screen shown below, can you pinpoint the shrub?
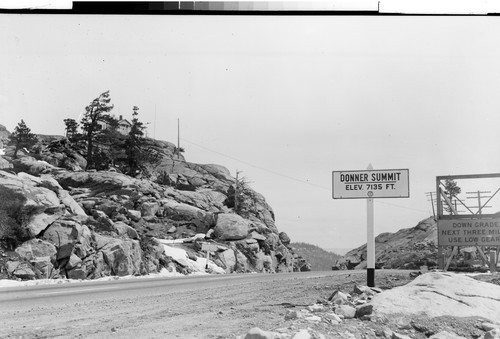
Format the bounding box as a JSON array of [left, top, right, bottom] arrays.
[[0, 187, 29, 247]]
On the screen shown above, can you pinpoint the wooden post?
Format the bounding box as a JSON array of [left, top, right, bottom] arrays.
[[438, 245, 444, 270], [490, 250, 497, 273], [444, 246, 458, 271], [497, 246, 500, 267], [205, 250, 210, 270], [430, 192, 436, 220], [436, 181, 444, 270], [439, 188, 460, 271], [477, 246, 489, 264], [235, 171, 239, 212]]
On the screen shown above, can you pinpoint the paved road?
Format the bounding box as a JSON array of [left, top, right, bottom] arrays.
[[1, 270, 399, 338], [0, 270, 344, 306]]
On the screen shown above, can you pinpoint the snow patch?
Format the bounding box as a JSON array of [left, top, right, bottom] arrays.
[[162, 243, 225, 275], [0, 245, 225, 289], [156, 234, 206, 244], [0, 267, 188, 289], [0, 239, 227, 289]]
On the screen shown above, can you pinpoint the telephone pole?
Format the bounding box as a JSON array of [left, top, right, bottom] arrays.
[[466, 190, 492, 215], [235, 170, 241, 212], [176, 118, 180, 159], [425, 191, 436, 219]]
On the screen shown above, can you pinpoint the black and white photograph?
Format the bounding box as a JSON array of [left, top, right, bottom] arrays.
[[1, 2, 500, 338]]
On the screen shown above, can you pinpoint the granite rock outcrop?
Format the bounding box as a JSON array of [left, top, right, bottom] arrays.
[[0, 134, 300, 281]]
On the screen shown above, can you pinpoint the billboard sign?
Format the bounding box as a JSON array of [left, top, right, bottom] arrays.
[[438, 217, 500, 246], [332, 169, 409, 199]]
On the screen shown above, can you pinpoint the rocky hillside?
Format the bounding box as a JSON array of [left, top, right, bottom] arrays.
[[290, 242, 342, 271], [334, 217, 439, 270], [0, 132, 303, 281]]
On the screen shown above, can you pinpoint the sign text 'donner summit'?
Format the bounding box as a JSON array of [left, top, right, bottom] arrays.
[[332, 169, 409, 199]]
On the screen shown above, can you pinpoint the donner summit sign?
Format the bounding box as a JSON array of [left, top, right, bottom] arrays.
[[332, 169, 409, 199]]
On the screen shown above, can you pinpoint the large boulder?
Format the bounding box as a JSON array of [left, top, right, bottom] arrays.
[[114, 222, 139, 240], [12, 156, 57, 176], [0, 171, 60, 208], [94, 234, 143, 276], [218, 248, 237, 273], [214, 213, 250, 241], [279, 232, 291, 246], [140, 201, 160, 218], [15, 238, 57, 262], [42, 216, 92, 260], [372, 272, 500, 323], [90, 210, 116, 233], [53, 171, 137, 195], [31, 256, 57, 279], [57, 189, 87, 216], [0, 155, 13, 170], [7, 261, 36, 280], [161, 199, 215, 233], [93, 199, 128, 218], [24, 205, 66, 237]]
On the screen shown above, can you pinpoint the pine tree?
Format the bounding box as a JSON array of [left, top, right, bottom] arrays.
[[123, 106, 161, 177], [8, 120, 38, 159], [443, 179, 461, 214], [63, 118, 79, 141], [80, 91, 114, 169], [124, 106, 145, 175]]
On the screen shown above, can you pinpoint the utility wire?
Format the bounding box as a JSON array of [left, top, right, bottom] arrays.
[[181, 137, 329, 190], [374, 200, 429, 213], [181, 137, 430, 214]]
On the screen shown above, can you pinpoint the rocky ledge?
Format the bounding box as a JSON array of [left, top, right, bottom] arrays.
[[0, 137, 303, 281]]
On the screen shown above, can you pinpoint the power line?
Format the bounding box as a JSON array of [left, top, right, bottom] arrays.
[[374, 200, 430, 214], [181, 137, 329, 190], [181, 137, 429, 214]]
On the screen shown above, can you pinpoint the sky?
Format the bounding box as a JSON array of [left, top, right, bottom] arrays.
[[1, 14, 500, 251]]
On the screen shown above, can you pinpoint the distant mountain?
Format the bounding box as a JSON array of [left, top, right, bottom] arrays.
[[324, 248, 352, 256], [290, 242, 343, 271], [335, 217, 438, 270]]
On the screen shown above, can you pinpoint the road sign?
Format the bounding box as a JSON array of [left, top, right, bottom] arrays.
[[332, 168, 409, 199], [438, 217, 500, 246], [332, 165, 410, 287], [201, 243, 219, 253]]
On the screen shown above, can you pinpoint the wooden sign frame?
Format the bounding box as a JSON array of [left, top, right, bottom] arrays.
[[436, 173, 500, 271]]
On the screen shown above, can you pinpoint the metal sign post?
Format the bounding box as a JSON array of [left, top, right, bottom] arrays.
[[201, 243, 219, 270], [366, 166, 375, 286], [333, 165, 410, 287]]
